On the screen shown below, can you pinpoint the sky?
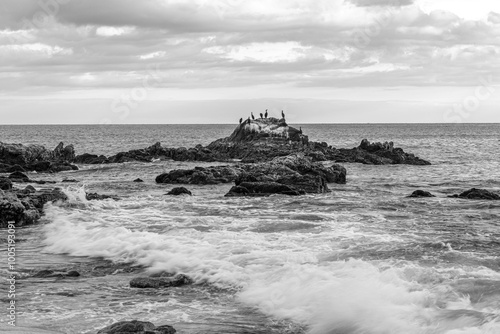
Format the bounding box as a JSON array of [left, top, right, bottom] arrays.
[[0, 0, 499, 124]]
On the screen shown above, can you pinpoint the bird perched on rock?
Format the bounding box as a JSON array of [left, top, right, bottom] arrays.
[[239, 118, 243, 124], [260, 113, 263, 118], [251, 112, 255, 120], [247, 117, 251, 123], [265, 110, 268, 118], [299, 126, 302, 134], [281, 110, 285, 119]]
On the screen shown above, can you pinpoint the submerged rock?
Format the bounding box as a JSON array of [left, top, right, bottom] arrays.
[[449, 188, 500, 200], [166, 187, 192, 196], [97, 320, 176, 334], [133, 178, 144, 183], [86, 193, 119, 201], [32, 269, 80, 278], [408, 190, 435, 198]]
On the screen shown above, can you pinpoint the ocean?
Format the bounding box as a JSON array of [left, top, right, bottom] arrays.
[[1, 123, 500, 334]]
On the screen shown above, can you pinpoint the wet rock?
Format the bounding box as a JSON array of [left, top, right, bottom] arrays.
[[73, 153, 108, 164], [408, 190, 435, 198], [133, 178, 144, 182], [8, 171, 29, 182], [97, 320, 176, 334], [226, 182, 304, 197], [156, 166, 242, 185], [166, 187, 192, 196], [449, 188, 500, 200], [32, 269, 80, 278], [22, 185, 36, 194], [0, 177, 12, 190], [62, 178, 79, 183], [86, 193, 119, 201], [130, 274, 193, 289], [0, 188, 67, 227]]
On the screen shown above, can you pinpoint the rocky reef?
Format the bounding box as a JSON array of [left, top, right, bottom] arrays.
[[0, 142, 78, 173], [66, 118, 430, 165], [156, 153, 346, 196]]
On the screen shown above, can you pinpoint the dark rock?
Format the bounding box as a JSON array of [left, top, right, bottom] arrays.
[[62, 179, 79, 183], [133, 178, 144, 183], [156, 166, 242, 185], [1, 188, 67, 227], [86, 193, 119, 201], [226, 182, 303, 197], [449, 188, 500, 200], [32, 269, 80, 278], [166, 187, 192, 196], [9, 171, 30, 182], [0, 177, 13, 190], [22, 185, 36, 194], [336, 139, 431, 165], [130, 274, 193, 289], [73, 153, 108, 164], [408, 190, 436, 198], [97, 320, 176, 334]]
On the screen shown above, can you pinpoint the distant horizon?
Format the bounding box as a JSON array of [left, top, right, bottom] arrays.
[[2, 122, 500, 126]]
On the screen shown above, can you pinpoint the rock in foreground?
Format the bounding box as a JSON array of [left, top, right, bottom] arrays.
[[156, 153, 346, 197], [0, 188, 68, 227], [408, 190, 435, 198], [97, 320, 176, 334]]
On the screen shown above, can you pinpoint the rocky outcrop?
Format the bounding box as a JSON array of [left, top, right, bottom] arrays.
[[0, 188, 68, 227], [97, 320, 176, 334], [0, 142, 78, 173], [336, 139, 431, 165], [157, 153, 346, 196], [408, 190, 435, 198], [449, 188, 500, 200]]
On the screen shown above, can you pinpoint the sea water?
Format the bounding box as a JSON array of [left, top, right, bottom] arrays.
[[0, 123, 499, 333]]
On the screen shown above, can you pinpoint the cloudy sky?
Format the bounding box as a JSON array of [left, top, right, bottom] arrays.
[[0, 0, 499, 124]]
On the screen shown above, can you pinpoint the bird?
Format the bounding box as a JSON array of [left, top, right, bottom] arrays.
[[251, 112, 255, 120], [299, 127, 302, 134], [247, 116, 251, 123], [281, 110, 285, 119], [239, 118, 243, 124], [260, 113, 263, 118], [265, 110, 268, 118]]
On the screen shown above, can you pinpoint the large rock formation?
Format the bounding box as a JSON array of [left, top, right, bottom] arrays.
[[0, 187, 68, 227], [156, 153, 347, 196], [0, 142, 78, 173], [448, 188, 500, 200]]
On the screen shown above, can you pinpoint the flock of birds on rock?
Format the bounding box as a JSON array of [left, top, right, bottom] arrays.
[[239, 109, 285, 124]]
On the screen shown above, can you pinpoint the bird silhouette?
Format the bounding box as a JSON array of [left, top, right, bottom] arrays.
[[251, 112, 255, 120], [260, 113, 263, 118], [247, 116, 251, 122], [265, 110, 268, 118], [299, 126, 302, 134], [281, 110, 285, 119], [239, 118, 243, 124]]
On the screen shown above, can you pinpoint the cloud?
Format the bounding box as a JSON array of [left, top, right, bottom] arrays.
[[348, 0, 414, 7]]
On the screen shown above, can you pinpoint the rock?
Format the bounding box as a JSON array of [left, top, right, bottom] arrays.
[[166, 187, 192, 196], [133, 178, 144, 183], [22, 185, 36, 194], [73, 153, 108, 164], [336, 139, 431, 165], [1, 188, 67, 227], [226, 182, 304, 197], [449, 188, 500, 200], [86, 193, 119, 201], [156, 166, 242, 185], [130, 274, 193, 289], [0, 142, 78, 172], [0, 177, 13, 190], [8, 171, 30, 182], [97, 320, 176, 334], [62, 178, 79, 183], [408, 190, 435, 198], [32, 269, 80, 278]]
